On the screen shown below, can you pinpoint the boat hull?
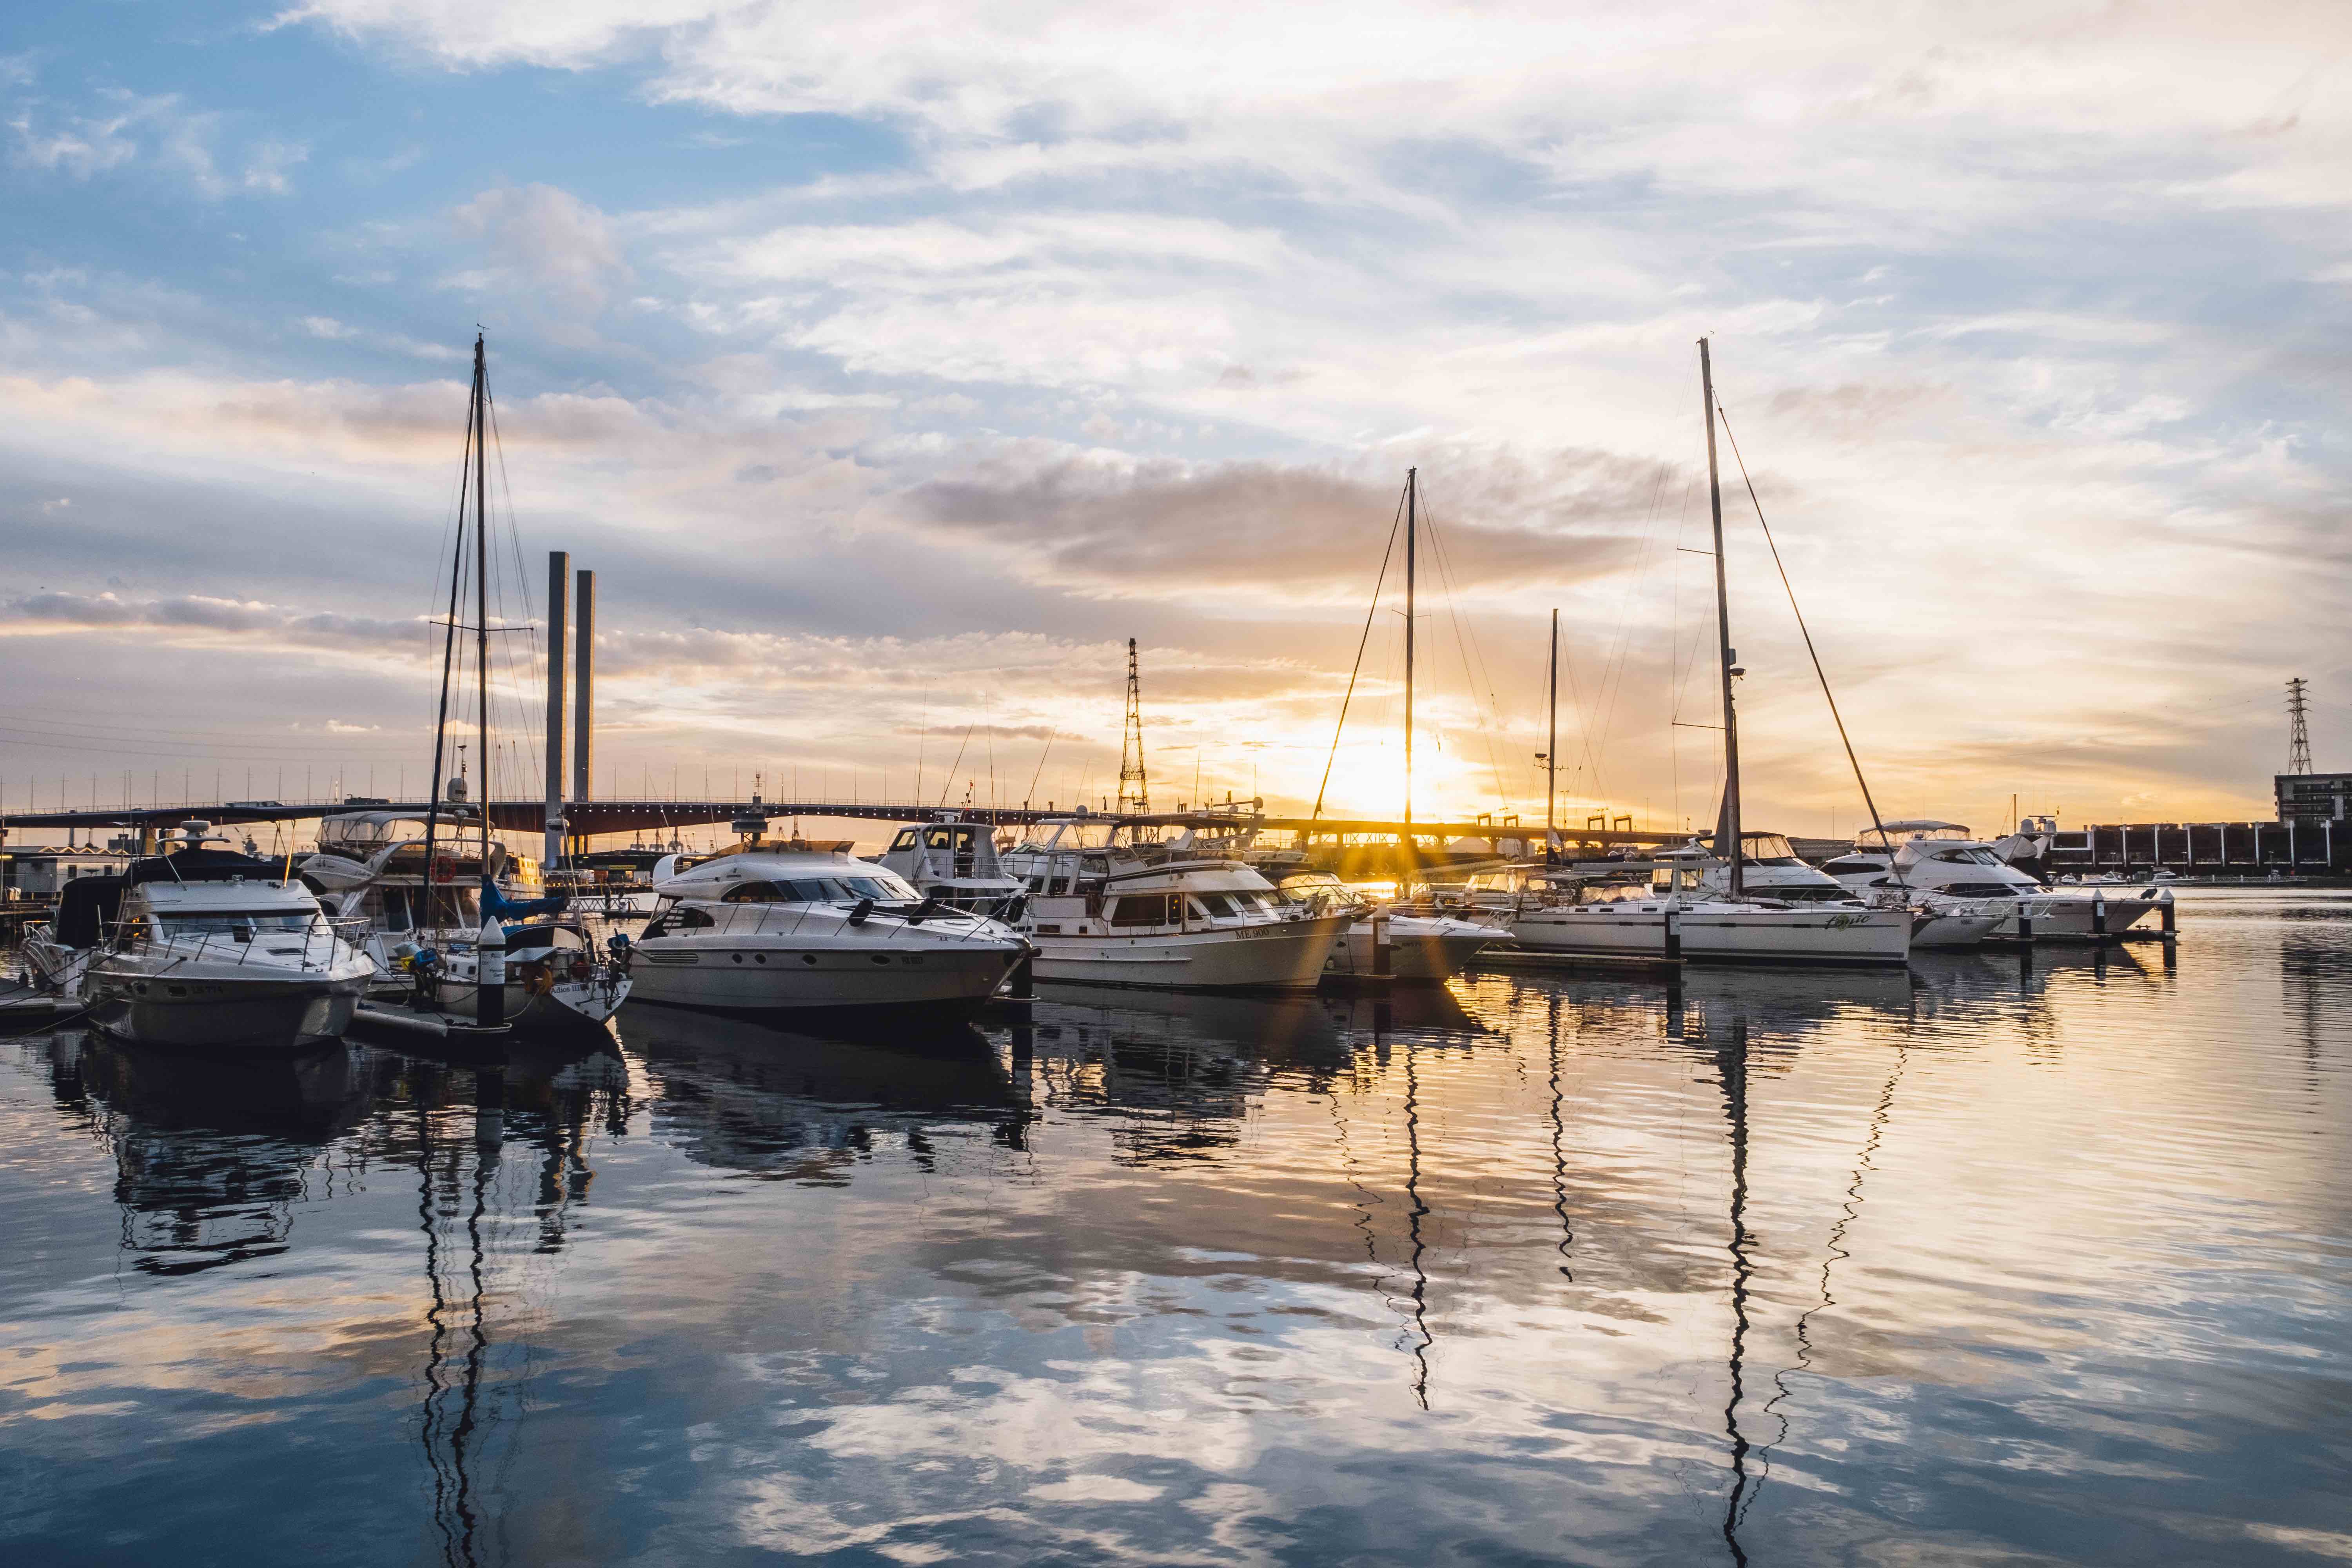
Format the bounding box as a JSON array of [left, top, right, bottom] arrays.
[[1996, 893, 2162, 940], [425, 974, 630, 1036], [1326, 919, 1494, 981], [1030, 915, 1347, 991], [1677, 907, 1913, 966], [622, 936, 1021, 1015], [1912, 911, 2006, 948], [82, 967, 368, 1051], [1507, 905, 1912, 966], [1507, 908, 1673, 960]]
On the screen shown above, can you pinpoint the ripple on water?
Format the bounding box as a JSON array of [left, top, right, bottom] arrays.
[[2, 890, 2348, 1564]]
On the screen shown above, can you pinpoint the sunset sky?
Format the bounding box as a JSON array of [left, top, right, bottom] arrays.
[[4, 1, 2347, 842]]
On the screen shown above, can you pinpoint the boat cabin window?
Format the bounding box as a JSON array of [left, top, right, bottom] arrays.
[[750, 874, 912, 903], [1822, 858, 1882, 875], [1582, 882, 1655, 905], [1649, 867, 1701, 892], [159, 911, 319, 935], [1109, 893, 1174, 927], [1192, 892, 1240, 918], [890, 828, 920, 851], [1925, 847, 2003, 866]]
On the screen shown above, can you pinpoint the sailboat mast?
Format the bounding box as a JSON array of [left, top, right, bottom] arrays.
[[1545, 607, 1558, 858], [1700, 337, 1742, 901], [1403, 467, 1417, 831], [473, 334, 492, 893], [419, 347, 476, 930]]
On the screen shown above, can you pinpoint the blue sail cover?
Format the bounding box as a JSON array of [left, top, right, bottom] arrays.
[[480, 875, 568, 922]]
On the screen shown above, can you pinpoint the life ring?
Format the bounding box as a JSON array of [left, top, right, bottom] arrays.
[[526, 965, 557, 996]]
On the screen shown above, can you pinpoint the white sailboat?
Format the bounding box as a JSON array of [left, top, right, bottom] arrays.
[[1495, 342, 1910, 967], [1669, 832, 2003, 949], [339, 334, 630, 1035]]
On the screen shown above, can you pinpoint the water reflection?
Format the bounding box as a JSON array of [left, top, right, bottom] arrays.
[[622, 1001, 1031, 1175], [1, 900, 2347, 1566]]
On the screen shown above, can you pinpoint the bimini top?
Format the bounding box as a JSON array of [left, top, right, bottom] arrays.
[[53, 848, 289, 947], [1855, 820, 1972, 847]]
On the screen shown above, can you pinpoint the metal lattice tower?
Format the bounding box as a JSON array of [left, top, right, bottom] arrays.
[[2287, 677, 2313, 775], [1117, 638, 1150, 815]]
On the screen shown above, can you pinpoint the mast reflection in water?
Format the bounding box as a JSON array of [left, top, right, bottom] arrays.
[[2, 889, 2349, 1566]]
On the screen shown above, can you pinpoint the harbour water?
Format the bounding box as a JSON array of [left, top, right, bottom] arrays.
[[4, 889, 2348, 1565]]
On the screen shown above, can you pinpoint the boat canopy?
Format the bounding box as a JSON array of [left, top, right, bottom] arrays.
[[1855, 820, 1971, 846], [52, 848, 287, 946]]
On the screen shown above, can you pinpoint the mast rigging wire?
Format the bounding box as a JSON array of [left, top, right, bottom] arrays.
[[1710, 398, 1893, 853], [1310, 485, 1407, 824]]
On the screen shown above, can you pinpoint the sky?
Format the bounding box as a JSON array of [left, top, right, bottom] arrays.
[[3, 0, 2349, 844]]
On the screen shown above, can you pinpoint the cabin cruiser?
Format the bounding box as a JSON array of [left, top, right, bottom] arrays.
[[1818, 821, 2165, 940], [1271, 869, 1495, 980], [997, 816, 1348, 989], [24, 832, 372, 1050], [873, 815, 1026, 915], [1483, 862, 1913, 966], [1671, 831, 2003, 950], [302, 808, 631, 1034], [625, 842, 1027, 1016]]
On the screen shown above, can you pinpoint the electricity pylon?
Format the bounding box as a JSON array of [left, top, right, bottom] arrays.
[[1117, 638, 1150, 815], [2287, 677, 2313, 775]]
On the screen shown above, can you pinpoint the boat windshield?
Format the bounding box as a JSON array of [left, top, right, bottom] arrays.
[[1740, 834, 1804, 865], [1920, 846, 2006, 867], [157, 911, 321, 935], [318, 816, 433, 851], [718, 873, 916, 904]]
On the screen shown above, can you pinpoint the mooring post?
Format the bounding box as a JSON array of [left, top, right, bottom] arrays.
[[1370, 907, 1393, 981], [1005, 946, 1035, 1004], [2092, 892, 2108, 940], [2017, 902, 2035, 943], [477, 913, 507, 1030], [2160, 891, 2177, 939], [1663, 907, 1682, 964]]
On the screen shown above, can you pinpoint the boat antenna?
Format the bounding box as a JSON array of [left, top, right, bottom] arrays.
[[1699, 339, 1742, 901], [1711, 397, 1895, 875]]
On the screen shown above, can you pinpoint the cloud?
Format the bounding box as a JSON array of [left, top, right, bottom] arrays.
[[6, 83, 305, 198], [898, 447, 1663, 598], [450, 183, 632, 316]]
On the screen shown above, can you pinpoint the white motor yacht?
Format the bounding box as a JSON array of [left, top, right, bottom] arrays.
[[623, 844, 1027, 1017], [28, 835, 373, 1050], [998, 816, 1348, 990], [1271, 869, 1494, 980], [1819, 822, 2167, 940]]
